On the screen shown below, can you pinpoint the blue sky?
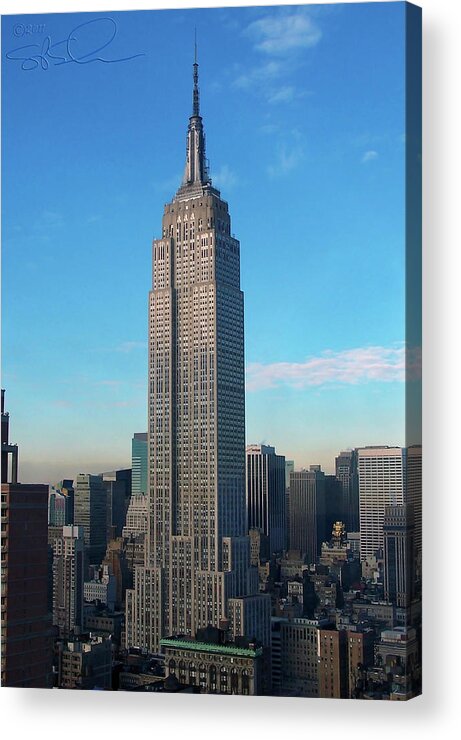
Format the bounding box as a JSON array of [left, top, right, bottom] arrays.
[[1, 3, 408, 483]]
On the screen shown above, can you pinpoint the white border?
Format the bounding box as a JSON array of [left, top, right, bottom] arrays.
[[1, 0, 460, 737]]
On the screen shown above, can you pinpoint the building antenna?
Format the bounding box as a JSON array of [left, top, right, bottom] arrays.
[[192, 28, 200, 117]]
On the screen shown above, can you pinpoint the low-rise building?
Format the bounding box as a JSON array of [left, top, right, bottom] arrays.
[[55, 634, 113, 690], [161, 635, 264, 696]]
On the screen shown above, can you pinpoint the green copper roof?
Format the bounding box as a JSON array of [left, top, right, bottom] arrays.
[[160, 639, 262, 658]]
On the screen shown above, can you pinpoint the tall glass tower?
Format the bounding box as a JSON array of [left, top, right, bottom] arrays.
[[126, 55, 264, 652]]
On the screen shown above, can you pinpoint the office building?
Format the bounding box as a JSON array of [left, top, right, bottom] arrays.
[[246, 444, 286, 556], [358, 447, 405, 562], [132, 432, 148, 496], [335, 450, 359, 533], [346, 628, 375, 698], [74, 473, 107, 569], [248, 527, 270, 566], [1, 390, 53, 687], [383, 504, 415, 608], [324, 475, 344, 536], [101, 468, 131, 540], [318, 626, 348, 698], [318, 625, 375, 699], [48, 481, 74, 527], [102, 537, 134, 609], [289, 466, 326, 564], [126, 54, 266, 653], [279, 617, 324, 697], [52, 525, 85, 638], [1, 388, 18, 484], [406, 445, 422, 565], [84, 564, 117, 610], [285, 460, 294, 549], [55, 634, 113, 690], [161, 634, 264, 695], [122, 492, 148, 538], [227, 594, 271, 647]]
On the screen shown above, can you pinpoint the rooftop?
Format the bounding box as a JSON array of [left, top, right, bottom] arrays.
[[160, 638, 262, 658]]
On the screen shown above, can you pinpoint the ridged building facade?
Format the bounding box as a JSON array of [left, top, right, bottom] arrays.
[[126, 55, 267, 653]]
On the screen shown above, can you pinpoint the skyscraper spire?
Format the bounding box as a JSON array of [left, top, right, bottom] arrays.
[[180, 40, 210, 191]]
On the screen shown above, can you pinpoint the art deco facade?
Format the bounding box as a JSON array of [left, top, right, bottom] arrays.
[[126, 57, 264, 652]]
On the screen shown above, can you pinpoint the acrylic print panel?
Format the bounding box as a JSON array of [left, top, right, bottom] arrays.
[[1, 2, 421, 698]]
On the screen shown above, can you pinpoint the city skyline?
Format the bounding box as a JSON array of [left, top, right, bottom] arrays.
[[2, 4, 407, 484], [1, 1, 422, 701]]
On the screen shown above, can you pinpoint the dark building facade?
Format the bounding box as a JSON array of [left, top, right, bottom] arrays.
[[1, 390, 53, 687], [246, 444, 286, 556], [74, 473, 107, 570], [101, 469, 132, 541], [335, 450, 359, 533], [383, 504, 415, 608], [289, 466, 326, 564]]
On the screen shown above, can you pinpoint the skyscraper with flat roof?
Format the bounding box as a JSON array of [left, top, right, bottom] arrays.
[[52, 525, 84, 638], [289, 466, 326, 564], [1, 390, 53, 687], [246, 444, 286, 555], [335, 450, 359, 532], [126, 54, 263, 653], [74, 473, 107, 569], [358, 447, 406, 562], [383, 504, 415, 608]]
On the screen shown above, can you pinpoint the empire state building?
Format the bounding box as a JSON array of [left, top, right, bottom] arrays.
[[126, 56, 269, 652]]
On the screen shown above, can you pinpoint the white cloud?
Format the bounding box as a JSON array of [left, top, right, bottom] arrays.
[[362, 150, 379, 163], [246, 344, 412, 392], [267, 85, 295, 104], [245, 10, 322, 55]]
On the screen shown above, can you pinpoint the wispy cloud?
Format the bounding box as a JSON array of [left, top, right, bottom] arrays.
[[259, 123, 279, 135], [114, 341, 147, 353], [245, 10, 322, 55], [212, 164, 238, 190], [362, 150, 379, 163], [267, 143, 304, 177], [234, 60, 282, 90], [267, 85, 296, 104], [234, 8, 321, 106], [246, 344, 410, 392]]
